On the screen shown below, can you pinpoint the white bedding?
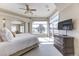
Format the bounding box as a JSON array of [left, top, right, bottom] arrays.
[[0, 33, 39, 56]]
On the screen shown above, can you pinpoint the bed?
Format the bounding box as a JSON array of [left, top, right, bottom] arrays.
[[0, 33, 39, 56]]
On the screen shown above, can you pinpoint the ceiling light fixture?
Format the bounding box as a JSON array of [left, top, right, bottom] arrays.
[[19, 4, 36, 15], [46, 5, 50, 11]]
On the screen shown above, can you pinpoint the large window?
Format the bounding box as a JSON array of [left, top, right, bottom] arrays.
[[32, 21, 47, 34], [11, 25, 16, 32], [11, 20, 25, 34], [20, 25, 24, 33], [49, 12, 59, 37]]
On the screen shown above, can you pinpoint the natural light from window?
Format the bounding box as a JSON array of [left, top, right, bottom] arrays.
[[32, 21, 47, 34]]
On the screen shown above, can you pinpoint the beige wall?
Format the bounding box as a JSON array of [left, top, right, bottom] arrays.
[[0, 10, 31, 33], [0, 10, 48, 34], [0, 18, 11, 30], [24, 22, 28, 33], [59, 4, 79, 55]]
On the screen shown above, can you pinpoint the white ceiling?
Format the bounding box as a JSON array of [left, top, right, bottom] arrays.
[[11, 20, 23, 24], [55, 3, 72, 11], [0, 3, 56, 18]]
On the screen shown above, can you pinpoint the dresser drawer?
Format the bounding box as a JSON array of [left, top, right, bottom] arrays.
[[54, 35, 74, 56], [54, 38, 64, 46], [54, 44, 64, 54], [54, 37, 64, 43]]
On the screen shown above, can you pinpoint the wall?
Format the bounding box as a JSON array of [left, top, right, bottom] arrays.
[[59, 4, 79, 55], [0, 10, 30, 32], [0, 18, 12, 30], [25, 22, 28, 33], [0, 10, 48, 34]]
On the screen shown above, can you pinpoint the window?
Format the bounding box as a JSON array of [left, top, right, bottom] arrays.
[[20, 25, 24, 33], [11, 25, 16, 32], [32, 21, 47, 34], [49, 12, 59, 37], [11, 20, 25, 34], [52, 15, 59, 29]]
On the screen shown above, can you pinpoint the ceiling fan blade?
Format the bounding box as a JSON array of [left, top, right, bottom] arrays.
[[24, 11, 27, 14], [26, 4, 30, 10], [20, 4, 36, 14], [19, 8, 26, 10], [30, 11, 33, 15], [30, 9, 36, 11]]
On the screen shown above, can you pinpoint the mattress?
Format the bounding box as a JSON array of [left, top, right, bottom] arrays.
[[0, 33, 39, 56]]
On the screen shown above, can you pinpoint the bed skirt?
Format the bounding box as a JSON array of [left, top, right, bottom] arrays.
[[10, 43, 39, 56]]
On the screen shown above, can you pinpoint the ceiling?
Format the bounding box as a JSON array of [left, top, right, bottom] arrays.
[[0, 3, 56, 18], [55, 3, 72, 11], [11, 20, 24, 24]]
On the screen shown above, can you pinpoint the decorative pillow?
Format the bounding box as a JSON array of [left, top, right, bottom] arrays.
[[0, 27, 14, 41], [0, 30, 7, 41], [4, 28, 14, 41], [0, 31, 4, 42], [11, 32, 16, 37]]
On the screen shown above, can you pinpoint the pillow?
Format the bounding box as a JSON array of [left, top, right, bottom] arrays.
[[0, 30, 7, 41], [11, 32, 16, 37], [0, 27, 14, 41], [0, 31, 4, 42], [4, 28, 14, 41]]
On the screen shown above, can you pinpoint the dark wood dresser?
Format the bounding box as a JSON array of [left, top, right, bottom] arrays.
[[54, 35, 74, 56]]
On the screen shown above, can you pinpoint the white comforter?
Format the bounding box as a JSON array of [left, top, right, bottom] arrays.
[[0, 33, 39, 56]]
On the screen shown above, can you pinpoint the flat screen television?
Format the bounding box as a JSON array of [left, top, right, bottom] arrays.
[[58, 19, 73, 30]]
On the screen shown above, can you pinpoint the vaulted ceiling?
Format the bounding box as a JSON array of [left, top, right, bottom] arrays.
[[0, 3, 56, 18]]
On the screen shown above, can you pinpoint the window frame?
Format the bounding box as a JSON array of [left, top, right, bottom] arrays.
[[32, 21, 48, 34]]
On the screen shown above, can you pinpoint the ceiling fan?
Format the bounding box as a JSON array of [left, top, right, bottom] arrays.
[[19, 4, 36, 14]]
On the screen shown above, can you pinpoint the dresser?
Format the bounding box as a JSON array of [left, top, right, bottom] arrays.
[[54, 35, 74, 56]]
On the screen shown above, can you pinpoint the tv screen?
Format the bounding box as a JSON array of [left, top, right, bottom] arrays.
[[58, 19, 73, 30]]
